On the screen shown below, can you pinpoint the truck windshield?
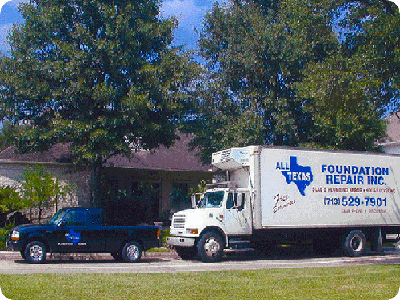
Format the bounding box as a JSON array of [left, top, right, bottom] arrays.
[[198, 191, 225, 208], [48, 209, 66, 225]]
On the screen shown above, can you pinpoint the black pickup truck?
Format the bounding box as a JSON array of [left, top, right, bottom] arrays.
[[6, 207, 161, 263]]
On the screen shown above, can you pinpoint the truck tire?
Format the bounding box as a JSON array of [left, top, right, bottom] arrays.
[[121, 242, 142, 263], [24, 241, 46, 264], [197, 231, 224, 263], [342, 230, 366, 257], [175, 246, 197, 260]]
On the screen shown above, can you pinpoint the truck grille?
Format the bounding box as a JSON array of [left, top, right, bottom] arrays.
[[173, 214, 186, 229]]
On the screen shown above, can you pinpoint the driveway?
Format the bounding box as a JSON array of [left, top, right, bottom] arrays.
[[1, 247, 399, 274]]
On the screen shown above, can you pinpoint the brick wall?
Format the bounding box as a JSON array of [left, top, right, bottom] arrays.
[[0, 161, 90, 223]]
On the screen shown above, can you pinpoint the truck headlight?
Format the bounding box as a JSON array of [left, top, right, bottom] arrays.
[[186, 228, 199, 235], [10, 230, 20, 241]]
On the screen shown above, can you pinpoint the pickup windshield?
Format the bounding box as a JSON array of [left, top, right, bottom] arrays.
[[48, 208, 67, 225], [198, 191, 225, 208]]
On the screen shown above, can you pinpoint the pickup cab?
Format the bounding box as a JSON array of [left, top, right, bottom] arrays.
[[6, 207, 161, 263]]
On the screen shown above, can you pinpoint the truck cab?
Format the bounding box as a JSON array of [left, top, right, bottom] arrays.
[[167, 147, 257, 262]]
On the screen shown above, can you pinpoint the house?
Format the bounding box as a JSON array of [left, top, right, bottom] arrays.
[[0, 133, 214, 225], [380, 112, 400, 154]]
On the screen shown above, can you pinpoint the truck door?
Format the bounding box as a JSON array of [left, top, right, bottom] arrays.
[[48, 209, 105, 252], [224, 192, 252, 235]]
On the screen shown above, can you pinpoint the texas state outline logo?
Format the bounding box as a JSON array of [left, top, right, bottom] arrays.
[[276, 156, 314, 196]]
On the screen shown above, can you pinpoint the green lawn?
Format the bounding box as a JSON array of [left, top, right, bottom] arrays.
[[1, 265, 399, 300]]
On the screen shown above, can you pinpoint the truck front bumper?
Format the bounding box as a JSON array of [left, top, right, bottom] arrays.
[[6, 239, 24, 252], [166, 236, 196, 247]]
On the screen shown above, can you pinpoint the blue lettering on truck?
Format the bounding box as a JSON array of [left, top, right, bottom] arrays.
[[65, 230, 81, 245], [322, 164, 389, 185], [276, 156, 314, 196]]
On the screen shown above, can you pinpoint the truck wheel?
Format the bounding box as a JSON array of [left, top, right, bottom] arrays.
[[342, 230, 366, 257], [24, 241, 47, 264], [197, 231, 224, 263], [121, 242, 142, 263], [175, 246, 197, 260]]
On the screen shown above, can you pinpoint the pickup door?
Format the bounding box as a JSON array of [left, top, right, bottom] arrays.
[[46, 208, 105, 253]]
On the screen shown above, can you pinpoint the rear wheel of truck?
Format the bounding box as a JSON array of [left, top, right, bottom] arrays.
[[342, 230, 366, 257], [121, 242, 142, 262], [197, 231, 224, 263], [175, 246, 197, 260], [24, 241, 47, 264]]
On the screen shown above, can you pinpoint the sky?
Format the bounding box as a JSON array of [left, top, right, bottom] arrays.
[[0, 0, 222, 54], [0, 0, 398, 54]]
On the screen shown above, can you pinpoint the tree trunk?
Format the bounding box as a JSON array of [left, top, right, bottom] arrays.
[[90, 157, 104, 208]]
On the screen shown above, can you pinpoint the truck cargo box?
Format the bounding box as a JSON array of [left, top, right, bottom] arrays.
[[259, 148, 400, 228]]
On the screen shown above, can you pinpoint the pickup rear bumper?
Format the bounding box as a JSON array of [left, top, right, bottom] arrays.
[[166, 236, 196, 247]]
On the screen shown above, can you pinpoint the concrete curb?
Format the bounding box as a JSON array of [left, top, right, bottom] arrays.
[[0, 249, 179, 261]]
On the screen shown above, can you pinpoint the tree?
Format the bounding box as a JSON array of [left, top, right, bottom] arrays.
[[0, 121, 23, 152], [184, 0, 339, 163], [184, 0, 400, 163], [294, 0, 400, 151], [21, 165, 72, 223], [0, 185, 25, 216], [0, 0, 198, 202]]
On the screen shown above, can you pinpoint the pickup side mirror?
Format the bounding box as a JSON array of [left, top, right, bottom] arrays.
[[57, 220, 67, 227]]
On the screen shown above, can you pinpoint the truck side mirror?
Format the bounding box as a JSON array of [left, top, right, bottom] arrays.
[[58, 220, 67, 227]]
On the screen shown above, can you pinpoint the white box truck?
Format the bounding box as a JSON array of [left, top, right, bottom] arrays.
[[167, 146, 400, 262]]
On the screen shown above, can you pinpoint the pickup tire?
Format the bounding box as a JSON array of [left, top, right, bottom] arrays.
[[24, 241, 47, 264], [197, 231, 224, 263], [342, 230, 366, 257], [121, 242, 142, 263]]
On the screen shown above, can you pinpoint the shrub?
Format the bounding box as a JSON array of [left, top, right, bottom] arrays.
[[0, 223, 14, 251]]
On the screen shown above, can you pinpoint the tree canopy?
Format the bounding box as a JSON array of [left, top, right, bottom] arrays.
[[0, 0, 197, 168], [183, 0, 400, 163]]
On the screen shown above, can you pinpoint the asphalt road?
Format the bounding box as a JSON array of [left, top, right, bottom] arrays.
[[1, 248, 400, 274]]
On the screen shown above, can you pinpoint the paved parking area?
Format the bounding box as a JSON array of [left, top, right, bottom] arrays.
[[1, 247, 399, 274]]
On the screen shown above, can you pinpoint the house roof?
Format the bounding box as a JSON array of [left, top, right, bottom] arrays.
[[0, 133, 211, 172], [105, 133, 211, 172], [0, 143, 72, 164]]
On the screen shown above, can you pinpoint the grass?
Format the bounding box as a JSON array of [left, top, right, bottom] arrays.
[[0, 265, 399, 300], [146, 247, 171, 253]]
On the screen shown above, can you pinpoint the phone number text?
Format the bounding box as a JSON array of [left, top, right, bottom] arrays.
[[324, 196, 387, 207]]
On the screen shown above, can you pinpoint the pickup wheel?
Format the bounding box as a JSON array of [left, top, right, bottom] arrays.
[[197, 231, 224, 263], [342, 230, 366, 257], [24, 241, 46, 264], [121, 242, 142, 263]]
